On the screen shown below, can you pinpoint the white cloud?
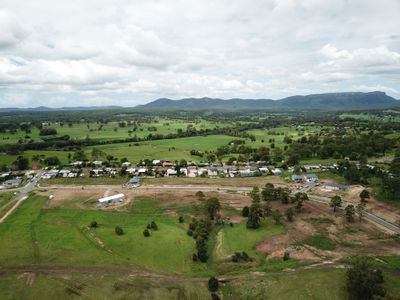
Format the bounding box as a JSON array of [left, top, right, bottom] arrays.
[[0, 0, 399, 107]]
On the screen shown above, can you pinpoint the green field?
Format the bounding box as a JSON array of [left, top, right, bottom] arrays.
[[0, 192, 16, 218], [218, 220, 286, 258]]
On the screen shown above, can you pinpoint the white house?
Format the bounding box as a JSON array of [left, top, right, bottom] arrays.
[[93, 161, 103, 166], [166, 168, 177, 177], [98, 193, 125, 205], [272, 168, 283, 175]]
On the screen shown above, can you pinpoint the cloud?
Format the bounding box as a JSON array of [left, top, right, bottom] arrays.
[[0, 0, 400, 107]]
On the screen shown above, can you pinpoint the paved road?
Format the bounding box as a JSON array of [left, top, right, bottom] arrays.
[[0, 171, 43, 224], [1, 176, 399, 234]]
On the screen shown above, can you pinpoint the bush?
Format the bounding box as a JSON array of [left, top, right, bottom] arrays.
[[211, 293, 221, 300], [242, 206, 250, 217], [208, 277, 219, 292], [89, 221, 98, 228], [347, 259, 385, 300], [179, 216, 184, 223], [231, 251, 251, 263], [150, 221, 158, 230], [143, 229, 150, 237], [283, 251, 290, 261], [115, 226, 124, 235]]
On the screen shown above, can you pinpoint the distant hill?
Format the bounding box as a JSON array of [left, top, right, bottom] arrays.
[[1, 91, 399, 113], [135, 91, 400, 111], [0, 106, 123, 113]]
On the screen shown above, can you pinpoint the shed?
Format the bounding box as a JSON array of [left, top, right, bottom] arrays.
[[98, 193, 125, 205]]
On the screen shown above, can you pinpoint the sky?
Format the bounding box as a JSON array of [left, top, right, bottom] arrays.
[[0, 0, 399, 107]]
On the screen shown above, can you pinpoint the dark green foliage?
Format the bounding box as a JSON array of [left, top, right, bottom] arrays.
[[150, 221, 158, 230], [189, 219, 212, 263], [283, 251, 290, 261], [211, 293, 221, 300], [241, 206, 249, 217], [272, 210, 283, 224], [231, 251, 251, 263], [285, 208, 294, 222], [347, 259, 385, 300], [143, 229, 150, 237], [179, 216, 184, 223], [39, 128, 57, 136], [115, 226, 124, 236], [330, 195, 342, 212], [204, 197, 221, 220], [208, 277, 219, 292], [89, 221, 98, 228], [345, 205, 356, 222], [13, 156, 29, 170]]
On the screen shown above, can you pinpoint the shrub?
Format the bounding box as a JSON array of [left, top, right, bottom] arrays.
[[89, 221, 98, 228], [208, 277, 219, 292], [283, 251, 290, 261], [143, 229, 150, 237], [150, 221, 158, 230], [115, 226, 124, 235], [179, 216, 184, 223]]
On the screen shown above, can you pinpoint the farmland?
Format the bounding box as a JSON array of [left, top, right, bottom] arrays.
[[0, 185, 399, 299]]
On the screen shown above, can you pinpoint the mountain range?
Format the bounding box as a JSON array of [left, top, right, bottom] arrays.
[[135, 91, 400, 111], [0, 91, 399, 112]]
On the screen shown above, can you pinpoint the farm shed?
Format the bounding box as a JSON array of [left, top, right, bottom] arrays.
[[98, 193, 125, 205], [324, 183, 348, 191]]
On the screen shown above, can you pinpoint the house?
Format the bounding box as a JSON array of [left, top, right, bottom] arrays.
[[291, 175, 303, 183], [126, 167, 136, 174], [59, 169, 71, 177], [324, 183, 348, 191], [98, 193, 125, 205], [240, 169, 256, 177], [180, 167, 188, 176], [166, 168, 177, 177], [93, 161, 103, 166], [152, 160, 161, 166], [259, 167, 270, 173], [71, 161, 83, 167], [121, 162, 131, 167], [162, 161, 175, 167], [272, 168, 283, 175], [137, 168, 147, 176], [125, 177, 141, 188], [305, 173, 318, 182], [208, 168, 219, 177], [198, 168, 208, 176], [188, 169, 198, 178], [2, 178, 22, 187]]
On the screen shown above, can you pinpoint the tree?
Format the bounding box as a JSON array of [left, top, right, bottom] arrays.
[[261, 183, 275, 201], [345, 204, 356, 222], [242, 206, 250, 217], [285, 208, 294, 222], [179, 216, 184, 223], [115, 226, 124, 235], [347, 259, 385, 300], [205, 197, 221, 220], [195, 191, 205, 200], [293, 192, 308, 212], [356, 201, 366, 222], [13, 156, 29, 170], [89, 221, 98, 228], [272, 210, 283, 224], [246, 199, 263, 229], [330, 195, 342, 212], [44, 156, 60, 166], [208, 277, 219, 292], [249, 187, 260, 203], [283, 251, 290, 261], [211, 293, 221, 300], [143, 229, 150, 237], [360, 189, 370, 202], [150, 221, 158, 230]]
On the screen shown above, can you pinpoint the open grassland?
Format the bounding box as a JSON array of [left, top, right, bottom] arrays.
[[0, 268, 399, 300], [88, 135, 243, 162], [0, 118, 233, 145], [0, 195, 206, 275], [218, 220, 286, 258], [0, 192, 16, 218]]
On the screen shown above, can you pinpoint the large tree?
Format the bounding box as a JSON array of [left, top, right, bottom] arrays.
[[205, 197, 221, 220], [330, 195, 342, 212], [347, 259, 385, 300]]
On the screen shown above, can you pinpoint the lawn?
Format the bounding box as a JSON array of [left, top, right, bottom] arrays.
[[217, 220, 286, 258]]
